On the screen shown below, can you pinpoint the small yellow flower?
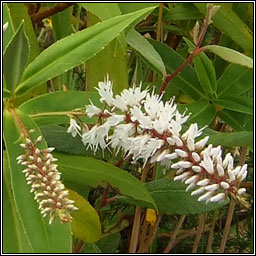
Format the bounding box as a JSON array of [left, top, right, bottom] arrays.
[[146, 208, 156, 226]]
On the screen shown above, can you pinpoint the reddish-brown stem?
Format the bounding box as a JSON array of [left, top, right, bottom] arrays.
[[30, 3, 75, 23], [159, 47, 206, 96], [97, 184, 110, 214], [159, 4, 213, 96], [163, 215, 186, 253], [72, 239, 84, 253], [9, 108, 29, 138]]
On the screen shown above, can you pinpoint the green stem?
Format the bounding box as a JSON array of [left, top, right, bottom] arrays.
[[29, 111, 86, 118]]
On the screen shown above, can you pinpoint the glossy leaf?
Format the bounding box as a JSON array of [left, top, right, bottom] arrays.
[[15, 7, 156, 96], [49, 3, 72, 40], [54, 152, 157, 211], [68, 190, 101, 243], [126, 29, 166, 76], [205, 45, 253, 69], [149, 39, 204, 99], [3, 153, 32, 253], [7, 3, 40, 62], [146, 178, 228, 215], [163, 3, 204, 20], [40, 125, 111, 160], [3, 3, 15, 51], [214, 96, 253, 115], [85, 12, 128, 94], [203, 129, 253, 149], [3, 22, 29, 93], [118, 3, 159, 14], [177, 99, 216, 126], [184, 38, 217, 98], [217, 109, 248, 132], [18, 91, 101, 126], [3, 89, 11, 99], [3, 109, 72, 253], [217, 64, 253, 97], [194, 3, 253, 53]]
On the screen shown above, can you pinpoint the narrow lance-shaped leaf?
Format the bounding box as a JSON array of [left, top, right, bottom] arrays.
[[3, 152, 32, 253], [54, 152, 158, 211], [67, 189, 101, 243], [3, 21, 29, 93], [3, 109, 72, 253], [126, 29, 166, 77], [205, 45, 253, 69], [18, 91, 101, 126], [184, 38, 217, 98], [15, 7, 156, 96]]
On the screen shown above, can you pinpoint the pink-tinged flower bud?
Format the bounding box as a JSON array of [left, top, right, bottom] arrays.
[[187, 137, 195, 151], [237, 164, 247, 180], [185, 175, 199, 185], [17, 137, 77, 225], [164, 153, 178, 160], [197, 178, 210, 186], [228, 169, 236, 182], [192, 152, 201, 162], [198, 191, 215, 202], [217, 164, 224, 177], [175, 149, 188, 158], [210, 193, 225, 202], [176, 168, 184, 175], [220, 181, 230, 190], [191, 187, 205, 196], [237, 188, 246, 195], [167, 137, 175, 146], [205, 183, 219, 191], [174, 171, 191, 181], [186, 182, 197, 191], [172, 161, 192, 169], [173, 136, 183, 147], [192, 166, 202, 173]]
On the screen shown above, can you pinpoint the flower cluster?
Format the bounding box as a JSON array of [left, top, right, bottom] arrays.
[[17, 135, 78, 224], [67, 77, 248, 206]]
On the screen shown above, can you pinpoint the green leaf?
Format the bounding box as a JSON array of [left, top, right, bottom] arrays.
[[49, 3, 72, 40], [7, 3, 40, 62], [217, 64, 253, 97], [3, 153, 32, 253], [15, 7, 155, 96], [85, 12, 128, 94], [118, 3, 159, 14], [163, 3, 204, 20], [177, 99, 216, 126], [203, 129, 253, 149], [54, 152, 157, 211], [96, 233, 121, 253], [40, 125, 111, 160], [3, 3, 15, 52], [149, 39, 204, 99], [3, 21, 29, 93], [68, 189, 101, 243], [205, 45, 253, 69], [3, 109, 72, 253], [145, 178, 228, 215], [217, 109, 248, 132], [184, 38, 217, 98], [214, 95, 253, 115], [82, 243, 102, 253], [126, 29, 166, 76], [3, 89, 11, 99], [18, 91, 101, 126], [194, 3, 253, 53]]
